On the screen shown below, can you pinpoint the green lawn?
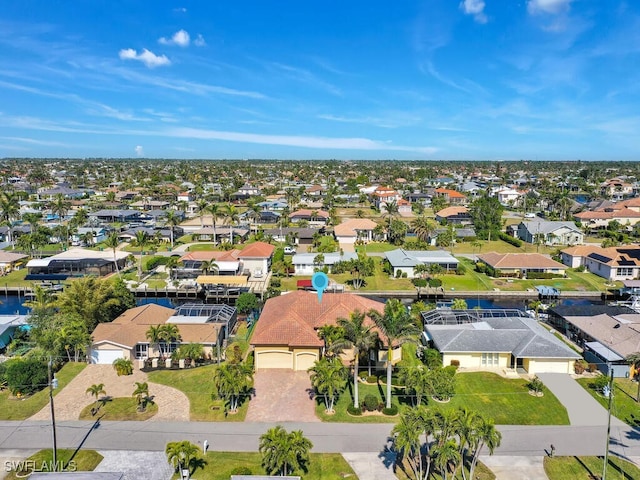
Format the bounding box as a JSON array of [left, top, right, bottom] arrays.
[[178, 452, 356, 480], [187, 243, 217, 251], [4, 449, 103, 480], [544, 456, 640, 479], [441, 372, 570, 425], [356, 242, 398, 253], [0, 268, 31, 287], [78, 397, 158, 421], [319, 371, 569, 425], [577, 377, 640, 427], [0, 362, 86, 420], [148, 364, 250, 421]]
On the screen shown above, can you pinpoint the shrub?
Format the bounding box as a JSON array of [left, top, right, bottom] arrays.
[[382, 405, 398, 416], [527, 376, 544, 393], [527, 272, 563, 279], [270, 278, 281, 288], [412, 278, 427, 288], [498, 232, 522, 247], [395, 270, 403, 278], [230, 466, 252, 475], [456, 263, 466, 275], [5, 358, 48, 396], [402, 272, 408, 278], [450, 359, 460, 367], [574, 359, 587, 374], [363, 394, 379, 412], [588, 363, 598, 373], [428, 278, 442, 288], [366, 375, 378, 384], [347, 405, 362, 416], [591, 374, 610, 392], [145, 256, 168, 271]]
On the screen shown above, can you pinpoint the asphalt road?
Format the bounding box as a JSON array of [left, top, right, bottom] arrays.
[[1, 421, 639, 459]]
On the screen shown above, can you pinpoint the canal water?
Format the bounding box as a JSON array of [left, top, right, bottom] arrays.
[[0, 293, 597, 316]]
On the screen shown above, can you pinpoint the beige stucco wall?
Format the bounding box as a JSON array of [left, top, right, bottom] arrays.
[[442, 352, 509, 369]]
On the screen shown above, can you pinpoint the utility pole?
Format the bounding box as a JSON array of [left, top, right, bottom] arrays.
[[602, 368, 614, 480], [48, 357, 58, 472]]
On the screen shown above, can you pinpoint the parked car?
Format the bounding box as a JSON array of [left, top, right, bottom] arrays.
[[284, 246, 296, 254]]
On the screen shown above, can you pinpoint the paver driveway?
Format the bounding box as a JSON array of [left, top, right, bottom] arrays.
[[29, 364, 190, 422], [246, 370, 319, 422]]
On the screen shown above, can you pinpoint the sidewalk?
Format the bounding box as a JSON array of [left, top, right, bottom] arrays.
[[482, 456, 547, 480]]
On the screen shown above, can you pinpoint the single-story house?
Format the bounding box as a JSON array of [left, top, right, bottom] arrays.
[[547, 304, 640, 377], [130, 200, 170, 211], [333, 218, 379, 245], [0, 251, 28, 274], [422, 308, 580, 374], [89, 303, 236, 364], [25, 247, 129, 279], [89, 209, 142, 223], [289, 209, 330, 225], [517, 221, 583, 246], [238, 241, 275, 277], [435, 206, 472, 225], [263, 227, 321, 247], [119, 226, 184, 244], [251, 291, 396, 370], [477, 252, 566, 278], [384, 249, 459, 278], [191, 226, 249, 243], [292, 252, 358, 275], [72, 227, 107, 246], [178, 250, 242, 277]]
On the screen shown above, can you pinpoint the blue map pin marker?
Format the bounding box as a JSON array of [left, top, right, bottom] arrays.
[[311, 271, 329, 303]]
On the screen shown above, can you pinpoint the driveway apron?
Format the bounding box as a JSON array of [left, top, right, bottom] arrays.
[[246, 370, 319, 422], [536, 373, 624, 426]]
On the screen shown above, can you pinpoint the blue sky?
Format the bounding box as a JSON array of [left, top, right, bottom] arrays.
[[1, 0, 639, 160]]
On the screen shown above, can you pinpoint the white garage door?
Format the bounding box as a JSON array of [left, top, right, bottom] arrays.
[[531, 360, 570, 374], [295, 353, 318, 371], [91, 349, 125, 364], [256, 351, 293, 369]]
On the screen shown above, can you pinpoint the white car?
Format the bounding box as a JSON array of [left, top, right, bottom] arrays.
[[284, 246, 296, 254], [525, 213, 536, 218]]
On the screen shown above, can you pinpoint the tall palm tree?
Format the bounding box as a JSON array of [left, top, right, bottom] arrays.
[[626, 352, 640, 402], [165, 256, 179, 281], [132, 381, 151, 411], [0, 192, 20, 247], [51, 194, 71, 246], [146, 325, 163, 359], [432, 437, 461, 480], [307, 357, 347, 413], [159, 323, 181, 358], [383, 199, 400, 231], [196, 199, 208, 229], [224, 204, 239, 245], [392, 408, 424, 480], [259, 426, 312, 476], [368, 299, 419, 408], [468, 416, 501, 480], [165, 441, 204, 476], [213, 362, 254, 413], [411, 216, 437, 244], [132, 230, 150, 280], [207, 203, 221, 244], [332, 311, 378, 408], [104, 232, 121, 275], [164, 210, 181, 249]]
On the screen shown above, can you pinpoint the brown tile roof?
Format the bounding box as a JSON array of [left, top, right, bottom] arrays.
[[575, 208, 640, 220], [436, 188, 465, 198], [239, 241, 275, 258], [289, 209, 330, 219], [478, 252, 566, 269], [334, 218, 378, 236], [179, 250, 241, 262], [561, 245, 600, 256], [111, 304, 176, 325], [251, 291, 385, 347], [0, 251, 28, 263], [436, 206, 469, 218]]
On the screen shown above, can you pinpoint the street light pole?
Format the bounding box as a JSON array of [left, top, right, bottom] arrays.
[[48, 357, 58, 472], [602, 367, 614, 480]]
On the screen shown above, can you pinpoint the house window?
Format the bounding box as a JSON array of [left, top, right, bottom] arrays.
[[481, 352, 499, 367], [618, 267, 634, 276], [135, 343, 148, 359]]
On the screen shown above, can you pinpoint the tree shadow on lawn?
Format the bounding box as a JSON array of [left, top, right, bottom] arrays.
[[90, 396, 113, 416]]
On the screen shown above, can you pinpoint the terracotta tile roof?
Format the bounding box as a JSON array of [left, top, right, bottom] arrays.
[[478, 252, 566, 269], [334, 218, 378, 236], [435, 188, 465, 198], [251, 291, 385, 347], [289, 209, 330, 219], [180, 250, 241, 262], [575, 208, 640, 220], [239, 241, 275, 258], [562, 245, 600, 256], [436, 206, 469, 217], [111, 304, 176, 325]]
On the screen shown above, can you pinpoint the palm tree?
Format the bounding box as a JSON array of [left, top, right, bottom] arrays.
[[165, 440, 205, 476], [132, 230, 150, 280], [332, 311, 378, 408], [468, 416, 501, 480], [199, 260, 219, 275], [207, 203, 221, 244], [164, 210, 181, 249], [112, 357, 133, 376], [316, 324, 343, 358], [104, 232, 121, 275], [51, 194, 71, 246], [399, 365, 432, 407], [159, 324, 181, 359], [132, 381, 151, 411], [383, 199, 400, 231], [411, 216, 437, 244], [146, 325, 163, 359], [368, 299, 419, 408], [626, 352, 640, 402], [432, 437, 461, 480], [307, 357, 347, 413], [392, 408, 424, 480], [213, 363, 254, 413], [224, 204, 239, 245], [196, 199, 208, 229], [0, 192, 20, 247], [259, 425, 313, 476], [85, 383, 106, 413], [165, 256, 179, 281], [455, 407, 481, 479]]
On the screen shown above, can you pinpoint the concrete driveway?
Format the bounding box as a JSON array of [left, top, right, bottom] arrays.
[[246, 370, 319, 422], [29, 364, 189, 422]]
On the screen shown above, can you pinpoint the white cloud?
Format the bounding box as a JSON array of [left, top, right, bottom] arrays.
[[159, 29, 190, 47], [194, 34, 206, 47], [460, 0, 487, 24], [119, 48, 171, 68], [135, 145, 144, 156], [527, 0, 573, 15], [173, 7, 187, 13]]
